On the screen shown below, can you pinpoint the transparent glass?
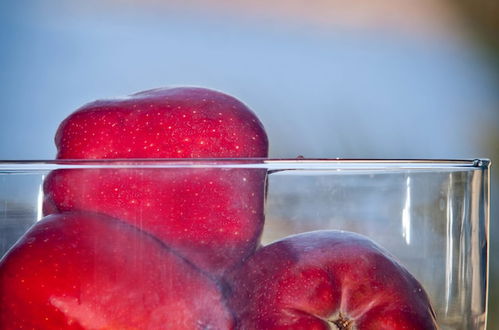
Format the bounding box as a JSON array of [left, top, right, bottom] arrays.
[[0, 159, 490, 329]]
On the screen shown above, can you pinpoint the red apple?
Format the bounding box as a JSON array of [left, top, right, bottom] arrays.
[[43, 87, 268, 275], [55, 87, 267, 159], [0, 212, 234, 329], [227, 230, 438, 329], [43, 166, 265, 275]]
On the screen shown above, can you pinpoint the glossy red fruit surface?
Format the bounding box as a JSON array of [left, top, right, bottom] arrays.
[[227, 230, 438, 330], [0, 212, 234, 329], [55, 87, 268, 159], [44, 87, 268, 275], [43, 166, 265, 275]]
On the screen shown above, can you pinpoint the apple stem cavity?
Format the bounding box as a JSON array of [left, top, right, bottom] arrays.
[[330, 312, 354, 330]]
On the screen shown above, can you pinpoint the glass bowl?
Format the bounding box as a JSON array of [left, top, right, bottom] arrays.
[[0, 159, 490, 329]]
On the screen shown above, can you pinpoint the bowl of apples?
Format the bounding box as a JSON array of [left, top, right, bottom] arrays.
[[0, 87, 490, 329]]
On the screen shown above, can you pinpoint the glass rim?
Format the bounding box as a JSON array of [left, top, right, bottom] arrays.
[[0, 158, 490, 171]]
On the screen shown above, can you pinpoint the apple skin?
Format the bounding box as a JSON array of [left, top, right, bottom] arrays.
[[43, 87, 268, 276], [54, 87, 268, 159], [226, 230, 438, 330], [0, 212, 234, 329], [43, 166, 265, 276]]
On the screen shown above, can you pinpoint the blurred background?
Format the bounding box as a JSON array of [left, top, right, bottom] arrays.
[[0, 0, 498, 327]]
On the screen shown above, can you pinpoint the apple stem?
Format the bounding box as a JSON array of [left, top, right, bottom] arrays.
[[331, 312, 353, 330]]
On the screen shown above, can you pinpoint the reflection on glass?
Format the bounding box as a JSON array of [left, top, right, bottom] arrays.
[[402, 176, 412, 245]]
